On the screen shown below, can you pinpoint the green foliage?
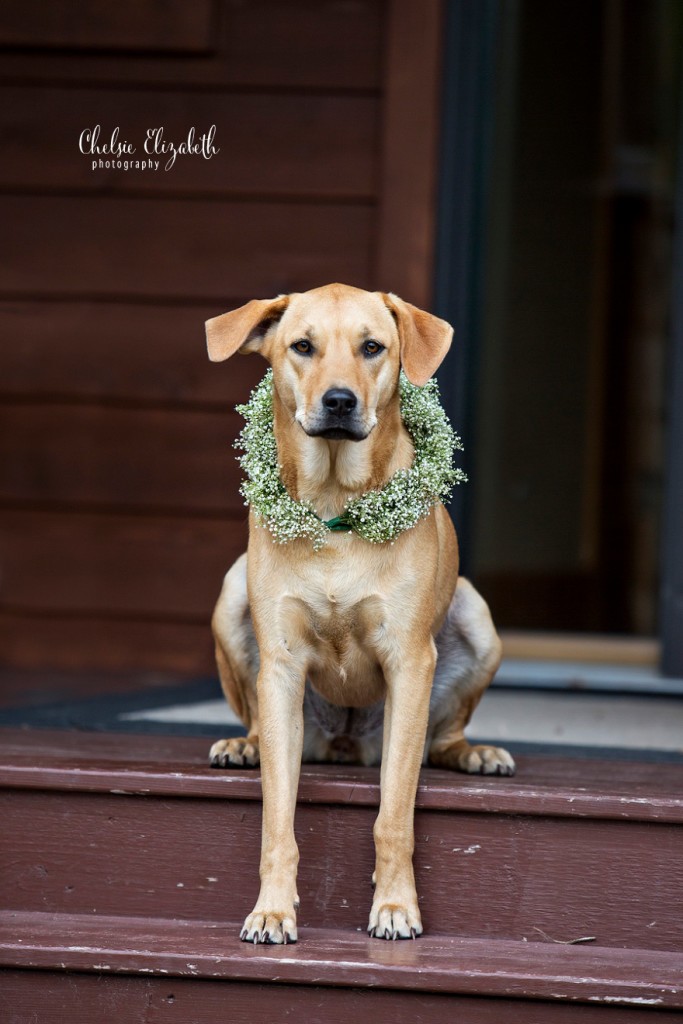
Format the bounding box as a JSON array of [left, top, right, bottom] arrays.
[[235, 370, 466, 550]]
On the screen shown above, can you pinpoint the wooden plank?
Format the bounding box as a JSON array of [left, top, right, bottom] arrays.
[[3, 731, 683, 819], [500, 631, 660, 666], [2, 788, 682, 952], [0, 0, 213, 52], [0, 302, 266, 405], [376, 0, 444, 307], [0, 510, 246, 617], [1, 970, 664, 1024], [0, 404, 246, 512], [1, 911, 681, 1007], [0, 0, 383, 91], [0, 196, 373, 300], [0, 88, 377, 198], [0, 614, 214, 674]]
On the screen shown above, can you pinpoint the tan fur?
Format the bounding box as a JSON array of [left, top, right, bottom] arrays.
[[206, 283, 514, 944]]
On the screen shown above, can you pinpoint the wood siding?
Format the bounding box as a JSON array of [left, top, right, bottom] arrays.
[[0, 0, 444, 674]]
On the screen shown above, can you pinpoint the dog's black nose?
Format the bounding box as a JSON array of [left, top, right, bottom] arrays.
[[322, 388, 357, 417]]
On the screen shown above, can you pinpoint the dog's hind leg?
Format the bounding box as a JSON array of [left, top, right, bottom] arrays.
[[209, 553, 261, 768], [427, 577, 515, 776]]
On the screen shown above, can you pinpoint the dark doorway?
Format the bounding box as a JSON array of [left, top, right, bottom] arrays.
[[439, 0, 682, 637]]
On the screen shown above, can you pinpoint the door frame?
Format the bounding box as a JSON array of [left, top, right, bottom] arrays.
[[433, 0, 501, 571], [660, 62, 683, 677], [435, 0, 683, 678]]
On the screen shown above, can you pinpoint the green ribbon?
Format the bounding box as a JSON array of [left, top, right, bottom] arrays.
[[323, 515, 354, 533]]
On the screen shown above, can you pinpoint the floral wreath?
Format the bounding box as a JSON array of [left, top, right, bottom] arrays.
[[235, 369, 466, 549]]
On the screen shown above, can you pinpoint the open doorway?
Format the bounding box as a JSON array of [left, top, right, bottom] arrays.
[[440, 1, 682, 656]]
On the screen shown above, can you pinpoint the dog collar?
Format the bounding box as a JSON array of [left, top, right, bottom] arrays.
[[234, 369, 466, 549]]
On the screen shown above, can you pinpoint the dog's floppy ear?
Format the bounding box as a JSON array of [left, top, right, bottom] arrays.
[[382, 293, 453, 386], [205, 295, 290, 362]]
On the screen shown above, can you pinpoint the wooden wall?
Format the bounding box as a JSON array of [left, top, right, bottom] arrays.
[[0, 0, 444, 676]]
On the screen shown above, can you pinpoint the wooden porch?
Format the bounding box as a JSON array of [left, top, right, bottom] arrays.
[[1, 728, 682, 1019]]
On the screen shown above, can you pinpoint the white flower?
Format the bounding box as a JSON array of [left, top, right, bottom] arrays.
[[234, 370, 466, 548]]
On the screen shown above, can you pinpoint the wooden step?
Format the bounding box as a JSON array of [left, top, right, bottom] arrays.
[[1, 910, 681, 1019], [2, 729, 683, 955], [2, 728, 682, 1019], [1, 729, 683, 950]]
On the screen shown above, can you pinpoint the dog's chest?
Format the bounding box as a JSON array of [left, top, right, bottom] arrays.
[[284, 571, 388, 704], [303, 584, 380, 651]]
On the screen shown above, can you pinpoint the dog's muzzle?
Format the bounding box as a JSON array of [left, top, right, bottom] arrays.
[[305, 388, 369, 441]]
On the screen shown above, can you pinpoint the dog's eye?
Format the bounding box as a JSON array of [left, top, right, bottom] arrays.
[[292, 339, 313, 355], [363, 340, 384, 357]]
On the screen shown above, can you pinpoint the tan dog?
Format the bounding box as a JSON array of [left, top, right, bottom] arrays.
[[206, 283, 514, 944]]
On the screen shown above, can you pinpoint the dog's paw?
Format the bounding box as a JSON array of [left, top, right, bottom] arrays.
[[430, 740, 516, 776], [461, 744, 515, 776], [209, 736, 260, 768], [368, 902, 422, 940], [240, 910, 297, 944]]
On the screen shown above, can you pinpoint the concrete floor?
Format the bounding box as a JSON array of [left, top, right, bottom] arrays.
[[122, 660, 683, 754], [469, 689, 683, 752]]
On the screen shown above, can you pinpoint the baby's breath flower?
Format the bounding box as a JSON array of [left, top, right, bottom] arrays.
[[234, 369, 466, 549]]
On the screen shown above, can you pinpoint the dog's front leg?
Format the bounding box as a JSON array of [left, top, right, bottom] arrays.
[[240, 649, 305, 944], [369, 637, 436, 940]]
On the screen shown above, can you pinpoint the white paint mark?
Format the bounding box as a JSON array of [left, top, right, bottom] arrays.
[[452, 844, 481, 855], [207, 877, 219, 883], [589, 996, 664, 1006], [277, 958, 365, 969], [176, 883, 185, 888]]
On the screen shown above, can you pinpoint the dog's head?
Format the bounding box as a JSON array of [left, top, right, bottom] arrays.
[[206, 283, 452, 442]]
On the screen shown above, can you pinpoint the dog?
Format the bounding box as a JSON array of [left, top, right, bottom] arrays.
[[205, 283, 514, 944]]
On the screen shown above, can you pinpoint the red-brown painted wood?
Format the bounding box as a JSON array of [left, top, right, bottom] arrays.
[[0, 0, 457, 681], [0, 0, 214, 52], [2, 730, 681, 823], [1, 969, 670, 1024], [0, 615, 215, 674], [1, 911, 681, 1008], [0, 0, 384, 90], [376, 0, 444, 308], [1, 196, 373, 301], [0, 89, 377, 198], [1, 732, 682, 951], [0, 405, 245, 512], [0, 510, 246, 617], [3, 789, 681, 950], [0, 302, 266, 406]]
